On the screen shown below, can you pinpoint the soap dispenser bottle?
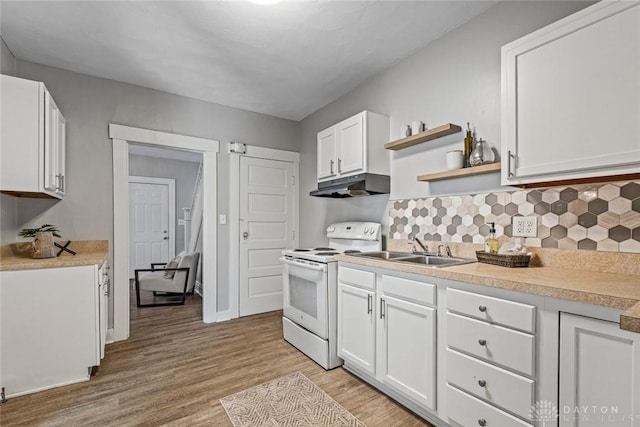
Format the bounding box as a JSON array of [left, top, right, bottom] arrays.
[[484, 222, 500, 254]]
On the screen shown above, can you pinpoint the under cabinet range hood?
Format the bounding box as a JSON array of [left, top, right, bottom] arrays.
[[310, 173, 390, 198]]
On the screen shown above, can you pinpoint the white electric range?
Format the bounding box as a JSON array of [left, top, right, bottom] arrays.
[[281, 221, 382, 369]]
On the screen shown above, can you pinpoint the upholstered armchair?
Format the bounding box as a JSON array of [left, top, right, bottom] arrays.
[[134, 252, 200, 307]]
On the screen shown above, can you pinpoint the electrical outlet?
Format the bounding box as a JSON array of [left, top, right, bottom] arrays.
[[513, 216, 537, 237]]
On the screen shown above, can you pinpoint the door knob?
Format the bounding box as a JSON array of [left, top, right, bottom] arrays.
[[163, 236, 169, 240], [243, 232, 249, 240]]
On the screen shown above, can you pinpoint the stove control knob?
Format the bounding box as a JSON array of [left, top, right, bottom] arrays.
[[327, 226, 335, 234], [364, 226, 369, 234]]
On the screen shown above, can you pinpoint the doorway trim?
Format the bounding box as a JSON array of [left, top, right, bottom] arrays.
[[110, 124, 219, 341], [227, 143, 299, 321], [128, 176, 176, 277]]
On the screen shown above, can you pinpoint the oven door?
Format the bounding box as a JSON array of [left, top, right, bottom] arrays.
[[281, 257, 329, 339]]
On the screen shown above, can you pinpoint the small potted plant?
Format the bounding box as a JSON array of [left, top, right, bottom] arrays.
[[18, 224, 61, 259]]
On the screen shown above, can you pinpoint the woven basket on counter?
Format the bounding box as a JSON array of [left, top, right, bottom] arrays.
[[475, 251, 531, 268]]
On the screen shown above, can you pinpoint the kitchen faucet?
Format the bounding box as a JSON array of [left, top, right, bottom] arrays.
[[410, 236, 433, 255], [436, 243, 452, 257]]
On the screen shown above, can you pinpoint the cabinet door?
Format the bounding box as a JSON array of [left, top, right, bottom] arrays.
[[379, 295, 436, 410], [43, 90, 60, 194], [0, 266, 98, 398], [336, 112, 365, 177], [559, 313, 640, 426], [317, 126, 337, 181], [98, 264, 108, 360], [502, 2, 640, 185], [56, 109, 66, 195], [337, 282, 375, 374]]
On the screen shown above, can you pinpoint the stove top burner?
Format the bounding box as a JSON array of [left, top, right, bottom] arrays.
[[293, 249, 311, 252], [314, 247, 335, 251], [343, 250, 361, 254], [315, 252, 339, 256]]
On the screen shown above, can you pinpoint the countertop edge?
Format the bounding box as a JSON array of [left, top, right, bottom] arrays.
[[0, 251, 108, 271]]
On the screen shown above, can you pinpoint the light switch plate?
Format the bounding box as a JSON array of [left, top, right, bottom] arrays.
[[513, 216, 537, 237], [219, 214, 227, 225]]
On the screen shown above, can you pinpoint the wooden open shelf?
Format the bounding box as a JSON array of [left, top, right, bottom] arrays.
[[384, 123, 462, 151], [417, 162, 501, 182]]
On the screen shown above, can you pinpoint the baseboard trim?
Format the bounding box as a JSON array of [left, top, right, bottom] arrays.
[[216, 310, 236, 322]]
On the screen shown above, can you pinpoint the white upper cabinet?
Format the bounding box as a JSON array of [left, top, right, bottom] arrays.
[[316, 110, 389, 182], [1, 75, 66, 199], [317, 126, 337, 180], [501, 1, 640, 187]]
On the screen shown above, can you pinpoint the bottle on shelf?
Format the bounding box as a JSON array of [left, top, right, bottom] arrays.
[[484, 222, 500, 254], [463, 122, 473, 167]]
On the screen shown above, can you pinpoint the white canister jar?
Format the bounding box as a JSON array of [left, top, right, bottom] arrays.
[[446, 150, 464, 170]]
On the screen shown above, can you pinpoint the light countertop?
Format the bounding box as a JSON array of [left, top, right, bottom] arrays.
[[336, 251, 640, 333], [0, 240, 108, 271]]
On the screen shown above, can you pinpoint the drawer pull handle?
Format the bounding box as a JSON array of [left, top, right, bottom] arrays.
[[478, 305, 487, 312], [478, 419, 487, 427], [478, 339, 487, 346], [478, 379, 487, 387]]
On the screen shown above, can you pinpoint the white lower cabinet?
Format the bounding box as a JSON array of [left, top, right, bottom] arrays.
[[445, 288, 536, 427], [337, 265, 438, 419], [559, 312, 640, 427], [337, 263, 640, 427], [337, 282, 376, 375], [0, 262, 107, 399], [378, 289, 436, 410]]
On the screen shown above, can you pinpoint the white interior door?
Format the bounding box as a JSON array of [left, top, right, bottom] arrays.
[[239, 157, 295, 316], [128, 177, 175, 278]]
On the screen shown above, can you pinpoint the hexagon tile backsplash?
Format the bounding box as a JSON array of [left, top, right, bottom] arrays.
[[388, 181, 640, 253]]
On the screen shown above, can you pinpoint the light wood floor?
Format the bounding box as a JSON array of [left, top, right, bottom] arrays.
[[0, 291, 431, 426]]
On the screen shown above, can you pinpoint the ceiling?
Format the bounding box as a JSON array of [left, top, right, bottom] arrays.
[[0, 1, 496, 121]]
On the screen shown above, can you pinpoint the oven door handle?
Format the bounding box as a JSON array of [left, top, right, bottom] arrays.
[[280, 257, 327, 272]]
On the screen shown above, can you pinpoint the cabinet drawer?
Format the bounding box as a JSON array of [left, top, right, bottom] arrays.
[[381, 275, 435, 306], [338, 267, 375, 291], [447, 349, 534, 419], [447, 288, 536, 333], [447, 312, 535, 376], [447, 385, 533, 427]]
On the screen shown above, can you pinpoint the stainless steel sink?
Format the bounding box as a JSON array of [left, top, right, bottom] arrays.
[[350, 251, 415, 260], [349, 251, 475, 268], [393, 255, 475, 267]]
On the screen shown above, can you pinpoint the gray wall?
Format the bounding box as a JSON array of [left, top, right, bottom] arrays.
[[129, 154, 200, 254], [298, 1, 593, 248], [6, 59, 299, 315], [0, 37, 18, 245]]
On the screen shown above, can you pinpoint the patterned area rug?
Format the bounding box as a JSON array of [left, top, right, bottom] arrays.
[[220, 372, 367, 427]]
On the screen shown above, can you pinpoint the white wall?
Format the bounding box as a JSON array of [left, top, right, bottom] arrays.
[[298, 1, 593, 248], [8, 59, 300, 315], [129, 154, 200, 254]]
